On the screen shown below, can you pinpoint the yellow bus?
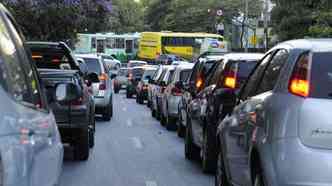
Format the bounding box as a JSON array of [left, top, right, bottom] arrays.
[[138, 32, 223, 61]]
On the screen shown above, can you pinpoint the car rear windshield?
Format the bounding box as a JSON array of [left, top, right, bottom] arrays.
[[132, 68, 144, 77], [143, 69, 156, 79], [180, 70, 192, 81], [30, 46, 74, 70], [236, 60, 258, 78], [119, 69, 128, 76], [83, 58, 102, 75], [310, 52, 332, 99]]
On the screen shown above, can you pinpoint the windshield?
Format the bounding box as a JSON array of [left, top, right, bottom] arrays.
[[83, 58, 102, 75], [143, 69, 156, 80]]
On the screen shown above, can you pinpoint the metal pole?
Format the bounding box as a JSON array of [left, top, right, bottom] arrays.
[[245, 0, 249, 52], [264, 0, 269, 51]]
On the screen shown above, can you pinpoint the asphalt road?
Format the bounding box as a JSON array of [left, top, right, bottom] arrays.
[[59, 90, 213, 186]]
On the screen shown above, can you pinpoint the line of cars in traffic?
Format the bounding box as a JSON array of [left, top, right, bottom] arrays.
[[130, 38, 332, 186], [0, 4, 120, 185]]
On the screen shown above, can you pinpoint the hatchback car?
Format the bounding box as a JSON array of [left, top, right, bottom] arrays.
[[161, 64, 194, 130], [136, 66, 158, 104], [185, 53, 263, 173], [0, 4, 63, 185], [76, 54, 114, 121], [113, 67, 129, 93], [216, 39, 332, 186], [177, 53, 225, 138]]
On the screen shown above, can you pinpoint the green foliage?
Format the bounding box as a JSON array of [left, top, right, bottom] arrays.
[[271, 0, 332, 41]]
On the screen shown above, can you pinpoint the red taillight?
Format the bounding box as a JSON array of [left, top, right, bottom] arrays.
[[223, 64, 238, 89], [99, 73, 108, 90], [71, 97, 83, 106], [171, 87, 182, 96], [289, 53, 310, 97]]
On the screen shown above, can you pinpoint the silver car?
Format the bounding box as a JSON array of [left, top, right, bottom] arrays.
[[76, 54, 114, 121], [161, 64, 194, 130], [0, 4, 63, 186], [216, 39, 332, 186]]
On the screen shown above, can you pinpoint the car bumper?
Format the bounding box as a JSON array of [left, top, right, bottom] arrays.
[[167, 95, 181, 117], [2, 136, 63, 186], [94, 95, 110, 108], [266, 137, 332, 186]]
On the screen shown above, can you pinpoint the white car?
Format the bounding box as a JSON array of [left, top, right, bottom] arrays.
[[0, 4, 63, 186], [161, 64, 194, 130]]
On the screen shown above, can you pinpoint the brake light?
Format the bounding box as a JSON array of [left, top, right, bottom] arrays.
[[99, 73, 108, 81], [171, 87, 182, 96], [289, 53, 310, 97], [99, 73, 108, 90], [71, 97, 83, 106], [223, 64, 238, 89]]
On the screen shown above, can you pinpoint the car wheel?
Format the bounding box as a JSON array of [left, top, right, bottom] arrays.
[[166, 115, 177, 131], [136, 94, 139, 103], [254, 172, 265, 186], [202, 126, 217, 173], [215, 149, 229, 186], [185, 118, 200, 160], [114, 87, 120, 94], [138, 95, 144, 104], [147, 100, 151, 108], [160, 113, 166, 126], [74, 128, 90, 161], [102, 104, 111, 121], [152, 109, 156, 117], [126, 91, 132, 98], [88, 128, 95, 148]]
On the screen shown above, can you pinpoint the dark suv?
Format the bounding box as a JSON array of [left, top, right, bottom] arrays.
[[185, 53, 263, 173], [27, 41, 96, 160]]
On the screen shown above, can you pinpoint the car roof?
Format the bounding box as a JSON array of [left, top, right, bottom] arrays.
[[129, 60, 147, 63], [26, 41, 60, 46], [222, 53, 264, 61], [75, 53, 100, 59], [271, 39, 332, 53]]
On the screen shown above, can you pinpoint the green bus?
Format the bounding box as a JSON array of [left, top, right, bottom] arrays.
[[75, 33, 140, 62]]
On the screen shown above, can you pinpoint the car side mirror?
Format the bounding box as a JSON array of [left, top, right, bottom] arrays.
[[175, 81, 183, 89], [87, 72, 100, 83], [55, 83, 82, 102], [110, 73, 117, 79], [160, 81, 166, 87]]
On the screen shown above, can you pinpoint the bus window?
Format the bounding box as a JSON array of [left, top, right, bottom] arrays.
[[106, 38, 115, 49], [116, 38, 125, 49], [126, 40, 133, 53], [91, 37, 96, 48]]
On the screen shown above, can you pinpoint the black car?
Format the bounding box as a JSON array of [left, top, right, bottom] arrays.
[[126, 66, 145, 98], [185, 53, 263, 173], [177, 53, 224, 138], [27, 41, 96, 160]]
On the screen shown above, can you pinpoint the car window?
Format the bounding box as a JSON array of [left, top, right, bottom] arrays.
[[180, 69, 192, 81], [132, 68, 144, 78], [167, 70, 175, 84], [0, 13, 45, 109], [189, 62, 201, 83], [240, 53, 272, 100], [255, 50, 288, 94], [157, 69, 168, 82], [143, 69, 156, 80], [209, 62, 224, 86], [309, 52, 332, 99], [83, 58, 102, 75]]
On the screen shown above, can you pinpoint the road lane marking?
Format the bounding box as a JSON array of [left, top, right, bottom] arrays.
[[146, 181, 157, 186], [131, 137, 143, 149], [127, 119, 133, 127]]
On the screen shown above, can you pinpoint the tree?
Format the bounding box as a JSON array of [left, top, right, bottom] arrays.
[[271, 0, 332, 41], [1, 0, 113, 42]]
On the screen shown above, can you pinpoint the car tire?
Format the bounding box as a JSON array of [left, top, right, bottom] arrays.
[[152, 109, 156, 117], [147, 100, 151, 108], [138, 95, 144, 104], [166, 115, 177, 131], [74, 128, 90, 161], [88, 128, 95, 148], [114, 87, 120, 94], [202, 126, 217, 173], [254, 172, 265, 186], [102, 104, 111, 121], [126, 91, 132, 98], [177, 110, 185, 137], [215, 149, 229, 186], [185, 118, 200, 160], [160, 114, 166, 126]]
